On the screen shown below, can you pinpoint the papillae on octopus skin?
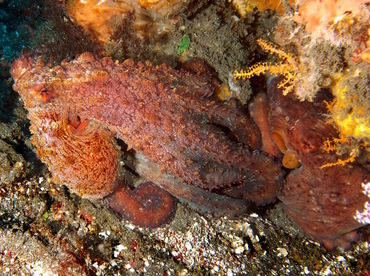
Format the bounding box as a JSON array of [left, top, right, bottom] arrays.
[[106, 129, 285, 228], [257, 76, 370, 251], [105, 86, 285, 219], [106, 102, 285, 225], [131, 150, 283, 217], [10, 53, 285, 227]]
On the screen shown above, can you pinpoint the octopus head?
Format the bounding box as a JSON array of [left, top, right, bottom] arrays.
[[11, 56, 57, 108]]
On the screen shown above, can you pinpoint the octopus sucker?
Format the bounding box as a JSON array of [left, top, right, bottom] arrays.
[[282, 150, 300, 169], [11, 53, 283, 227]]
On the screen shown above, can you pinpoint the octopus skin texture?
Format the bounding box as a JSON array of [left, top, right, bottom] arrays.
[[252, 77, 369, 250], [10, 53, 284, 227]]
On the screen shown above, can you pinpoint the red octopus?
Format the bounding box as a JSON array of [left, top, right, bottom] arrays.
[[10, 53, 284, 228], [251, 77, 369, 250]]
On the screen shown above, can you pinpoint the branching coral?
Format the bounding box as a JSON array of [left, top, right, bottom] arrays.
[[320, 136, 365, 168], [320, 72, 369, 168], [328, 74, 370, 142], [235, 39, 368, 169], [263, 0, 370, 167], [234, 39, 300, 96]]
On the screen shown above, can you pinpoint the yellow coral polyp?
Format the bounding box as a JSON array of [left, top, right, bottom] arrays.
[[320, 135, 364, 168], [334, 112, 370, 140], [320, 72, 369, 168], [330, 75, 370, 141]]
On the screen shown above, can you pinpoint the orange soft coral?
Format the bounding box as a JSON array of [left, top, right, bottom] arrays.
[[230, 0, 295, 17], [293, 0, 370, 33], [66, 0, 187, 43], [66, 0, 131, 43]]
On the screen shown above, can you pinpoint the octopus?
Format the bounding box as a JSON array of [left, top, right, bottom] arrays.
[[10, 53, 284, 228], [251, 77, 369, 251]]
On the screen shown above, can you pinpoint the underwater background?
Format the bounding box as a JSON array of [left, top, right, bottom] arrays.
[[0, 0, 369, 275]]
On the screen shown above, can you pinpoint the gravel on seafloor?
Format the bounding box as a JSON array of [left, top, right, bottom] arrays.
[[1, 176, 369, 275]]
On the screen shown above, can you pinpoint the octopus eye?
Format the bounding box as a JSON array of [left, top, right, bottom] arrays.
[[38, 88, 50, 102], [300, 131, 322, 154], [32, 86, 54, 103], [40, 88, 48, 94]]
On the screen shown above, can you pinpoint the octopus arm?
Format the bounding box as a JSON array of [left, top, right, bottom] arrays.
[[134, 153, 251, 217], [105, 182, 177, 228]]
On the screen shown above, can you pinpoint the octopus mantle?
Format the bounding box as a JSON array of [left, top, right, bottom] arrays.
[[10, 53, 283, 227]]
